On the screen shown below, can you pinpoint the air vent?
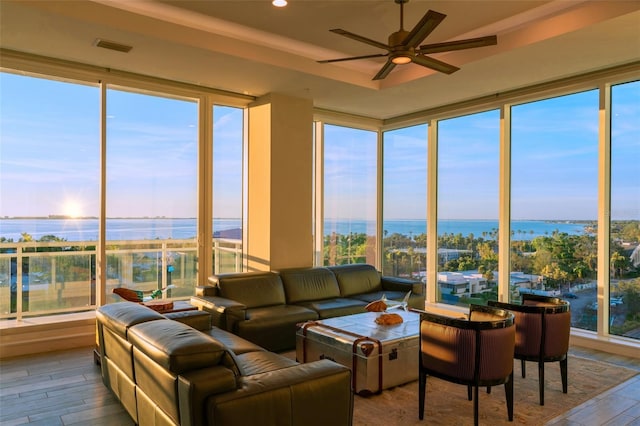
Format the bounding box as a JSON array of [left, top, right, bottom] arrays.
[[94, 39, 132, 53]]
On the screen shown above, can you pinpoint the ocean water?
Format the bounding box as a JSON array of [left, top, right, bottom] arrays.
[[0, 218, 589, 242]]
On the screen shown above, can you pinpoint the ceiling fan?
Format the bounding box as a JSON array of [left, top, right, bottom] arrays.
[[317, 0, 497, 80]]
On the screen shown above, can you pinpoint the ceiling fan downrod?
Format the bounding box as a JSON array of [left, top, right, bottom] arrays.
[[396, 0, 409, 31]]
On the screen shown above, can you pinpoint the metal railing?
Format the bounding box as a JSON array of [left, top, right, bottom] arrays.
[[0, 238, 242, 320]]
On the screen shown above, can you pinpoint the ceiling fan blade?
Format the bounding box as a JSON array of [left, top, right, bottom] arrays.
[[372, 60, 396, 80], [402, 10, 446, 48], [317, 53, 388, 64], [412, 54, 459, 74], [417, 35, 497, 54], [329, 29, 390, 51]]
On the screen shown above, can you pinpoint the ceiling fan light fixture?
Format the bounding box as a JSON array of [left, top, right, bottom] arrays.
[[318, 1, 497, 80], [272, 0, 287, 7], [391, 54, 412, 65]]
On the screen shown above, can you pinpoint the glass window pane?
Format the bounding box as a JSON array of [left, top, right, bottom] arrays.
[[610, 80, 640, 340], [382, 124, 427, 279], [323, 124, 377, 266], [106, 87, 198, 302], [212, 105, 243, 274], [511, 91, 598, 331], [0, 72, 99, 318], [437, 110, 500, 307]]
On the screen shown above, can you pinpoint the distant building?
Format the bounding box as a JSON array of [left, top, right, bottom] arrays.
[[630, 245, 640, 268], [438, 271, 488, 295], [438, 248, 473, 262], [509, 271, 542, 288]]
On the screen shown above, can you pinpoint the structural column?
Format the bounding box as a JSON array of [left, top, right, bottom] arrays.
[[247, 93, 313, 271]]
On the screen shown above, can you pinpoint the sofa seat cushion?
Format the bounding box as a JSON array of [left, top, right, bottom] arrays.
[[234, 351, 298, 376], [296, 298, 367, 319], [329, 264, 383, 297], [279, 267, 341, 304], [244, 305, 318, 324], [236, 305, 318, 352], [207, 327, 266, 355], [214, 272, 286, 309], [97, 301, 165, 338], [128, 319, 239, 376]]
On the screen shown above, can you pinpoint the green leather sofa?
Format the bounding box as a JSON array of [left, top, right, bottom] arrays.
[[96, 301, 353, 426], [191, 263, 424, 352]]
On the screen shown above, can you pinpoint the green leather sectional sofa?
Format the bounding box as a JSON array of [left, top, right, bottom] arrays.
[[96, 302, 353, 426], [190, 263, 425, 352]]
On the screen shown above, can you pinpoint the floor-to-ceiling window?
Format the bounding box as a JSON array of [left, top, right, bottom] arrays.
[[323, 124, 377, 266], [0, 60, 250, 320], [610, 80, 640, 340], [436, 110, 500, 306], [212, 105, 244, 274], [382, 124, 427, 279], [0, 72, 99, 318], [511, 90, 599, 331], [105, 87, 198, 301]]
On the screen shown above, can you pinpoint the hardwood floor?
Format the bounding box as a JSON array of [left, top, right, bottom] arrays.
[[1, 346, 638, 425], [0, 349, 133, 426]]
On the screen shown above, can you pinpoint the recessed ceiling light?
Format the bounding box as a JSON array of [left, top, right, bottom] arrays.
[[272, 0, 287, 7]]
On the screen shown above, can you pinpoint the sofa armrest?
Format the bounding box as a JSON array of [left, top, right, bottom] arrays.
[[381, 276, 424, 295], [195, 285, 218, 297], [206, 360, 353, 425], [164, 310, 212, 331], [178, 366, 239, 426], [190, 296, 247, 331]]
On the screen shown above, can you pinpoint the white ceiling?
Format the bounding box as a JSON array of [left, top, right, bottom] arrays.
[[1, 0, 639, 119]]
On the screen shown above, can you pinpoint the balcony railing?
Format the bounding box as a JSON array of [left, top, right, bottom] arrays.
[[0, 238, 242, 320]]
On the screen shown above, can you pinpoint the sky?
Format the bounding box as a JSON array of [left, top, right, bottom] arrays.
[[0, 72, 243, 219], [0, 72, 638, 222]]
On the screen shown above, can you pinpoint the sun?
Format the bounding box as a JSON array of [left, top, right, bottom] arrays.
[[63, 199, 84, 218]]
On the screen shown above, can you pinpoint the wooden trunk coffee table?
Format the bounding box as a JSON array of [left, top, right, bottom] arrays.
[[296, 309, 420, 395]]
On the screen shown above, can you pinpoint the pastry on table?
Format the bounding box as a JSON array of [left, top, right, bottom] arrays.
[[375, 313, 403, 325]]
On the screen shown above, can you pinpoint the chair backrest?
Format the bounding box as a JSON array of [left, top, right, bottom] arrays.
[[420, 304, 515, 384], [489, 296, 570, 359]]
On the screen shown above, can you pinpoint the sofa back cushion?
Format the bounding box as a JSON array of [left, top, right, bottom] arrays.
[[329, 264, 382, 297], [97, 301, 165, 339], [213, 272, 286, 308], [128, 319, 239, 425], [279, 267, 341, 304], [128, 319, 240, 376]]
